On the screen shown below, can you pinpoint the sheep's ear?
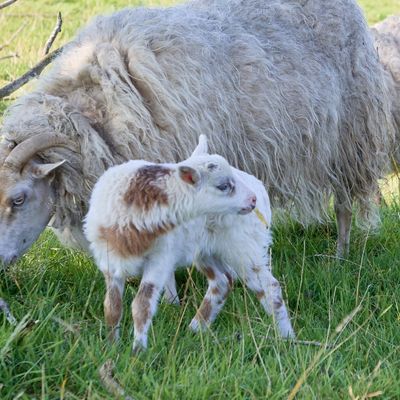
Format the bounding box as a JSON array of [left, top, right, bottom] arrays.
[[191, 134, 208, 157], [179, 166, 200, 185], [30, 160, 66, 179]]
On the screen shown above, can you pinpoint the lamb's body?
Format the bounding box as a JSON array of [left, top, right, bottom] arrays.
[[85, 139, 293, 351], [0, 0, 393, 263]]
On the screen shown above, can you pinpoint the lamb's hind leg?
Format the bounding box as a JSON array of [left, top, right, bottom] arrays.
[[163, 270, 180, 305], [103, 273, 125, 342], [189, 258, 232, 332], [242, 263, 295, 338], [334, 192, 352, 258]]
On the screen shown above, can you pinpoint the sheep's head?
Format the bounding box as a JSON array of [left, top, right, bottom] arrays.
[[0, 134, 68, 265]]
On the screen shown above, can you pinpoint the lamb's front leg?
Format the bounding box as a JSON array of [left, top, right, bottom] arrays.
[[131, 253, 175, 354], [103, 273, 125, 342], [244, 263, 295, 339], [189, 258, 233, 332]]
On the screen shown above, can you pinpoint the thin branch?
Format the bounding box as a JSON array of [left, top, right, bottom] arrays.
[[268, 337, 335, 349], [0, 52, 19, 61], [0, 298, 16, 325], [0, 46, 63, 98], [99, 359, 135, 400], [0, 21, 27, 52], [43, 12, 62, 55], [0, 0, 18, 10]]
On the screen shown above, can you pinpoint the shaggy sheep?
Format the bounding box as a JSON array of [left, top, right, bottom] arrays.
[[372, 15, 400, 166], [84, 136, 294, 352], [0, 0, 394, 264]]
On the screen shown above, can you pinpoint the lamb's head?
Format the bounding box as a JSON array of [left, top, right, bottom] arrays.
[[173, 135, 257, 217], [0, 134, 67, 265]]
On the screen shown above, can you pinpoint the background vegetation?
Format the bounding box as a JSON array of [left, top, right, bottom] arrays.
[[0, 1, 399, 399]]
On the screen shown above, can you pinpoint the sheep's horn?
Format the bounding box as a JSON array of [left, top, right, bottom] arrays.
[[0, 140, 12, 166], [3, 133, 71, 172]]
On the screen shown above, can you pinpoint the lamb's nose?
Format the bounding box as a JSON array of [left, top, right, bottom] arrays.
[[250, 195, 257, 208]]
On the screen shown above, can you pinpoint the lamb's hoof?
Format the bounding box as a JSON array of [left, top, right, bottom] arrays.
[[189, 318, 209, 333], [278, 324, 296, 339], [132, 341, 145, 355], [189, 318, 200, 332], [107, 327, 120, 343]]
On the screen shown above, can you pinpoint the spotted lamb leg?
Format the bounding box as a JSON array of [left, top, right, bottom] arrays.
[[103, 273, 125, 342], [242, 261, 295, 339], [189, 259, 233, 332], [131, 280, 164, 354]]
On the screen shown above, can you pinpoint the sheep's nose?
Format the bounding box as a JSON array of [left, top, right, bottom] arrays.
[[250, 195, 257, 209]]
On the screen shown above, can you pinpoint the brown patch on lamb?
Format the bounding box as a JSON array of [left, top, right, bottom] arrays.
[[256, 290, 265, 300], [196, 298, 212, 322], [133, 282, 155, 333], [99, 222, 174, 258], [203, 266, 216, 280], [124, 165, 171, 211], [104, 282, 122, 329]]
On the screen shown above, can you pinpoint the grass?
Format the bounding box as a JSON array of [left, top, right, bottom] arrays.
[[1, 0, 400, 399]]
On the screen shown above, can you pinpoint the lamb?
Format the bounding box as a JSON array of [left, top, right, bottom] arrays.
[[0, 0, 394, 267], [84, 136, 294, 352]]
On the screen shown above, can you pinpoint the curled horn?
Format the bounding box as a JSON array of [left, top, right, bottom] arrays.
[[3, 133, 72, 172]]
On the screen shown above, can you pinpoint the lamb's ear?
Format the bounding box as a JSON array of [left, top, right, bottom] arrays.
[[191, 134, 208, 157], [178, 166, 201, 185], [30, 160, 66, 179]]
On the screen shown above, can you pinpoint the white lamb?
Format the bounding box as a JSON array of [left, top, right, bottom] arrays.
[[84, 136, 294, 352]]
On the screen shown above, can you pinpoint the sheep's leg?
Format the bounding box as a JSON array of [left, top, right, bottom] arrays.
[[189, 261, 233, 332], [163, 270, 180, 305], [334, 193, 352, 258], [241, 260, 295, 338], [103, 273, 125, 342]]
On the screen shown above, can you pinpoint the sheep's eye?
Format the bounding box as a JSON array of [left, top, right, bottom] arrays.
[[12, 195, 25, 207]]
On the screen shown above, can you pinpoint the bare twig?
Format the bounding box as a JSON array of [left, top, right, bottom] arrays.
[[0, 297, 16, 325], [0, 21, 27, 52], [99, 359, 135, 400], [43, 12, 62, 55], [0, 0, 18, 10], [0, 52, 18, 61], [0, 46, 63, 98], [269, 337, 335, 348], [3, 13, 54, 18]]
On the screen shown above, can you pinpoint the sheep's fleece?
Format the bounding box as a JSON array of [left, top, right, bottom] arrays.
[[1, 0, 394, 247]]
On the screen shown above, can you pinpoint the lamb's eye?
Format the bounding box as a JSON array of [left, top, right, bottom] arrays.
[[217, 183, 230, 192], [12, 194, 25, 207]]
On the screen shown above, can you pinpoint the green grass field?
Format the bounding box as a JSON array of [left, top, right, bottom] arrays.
[[1, 1, 400, 399]]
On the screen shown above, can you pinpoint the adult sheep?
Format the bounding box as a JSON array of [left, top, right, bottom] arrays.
[[372, 15, 400, 166], [0, 0, 394, 264]]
